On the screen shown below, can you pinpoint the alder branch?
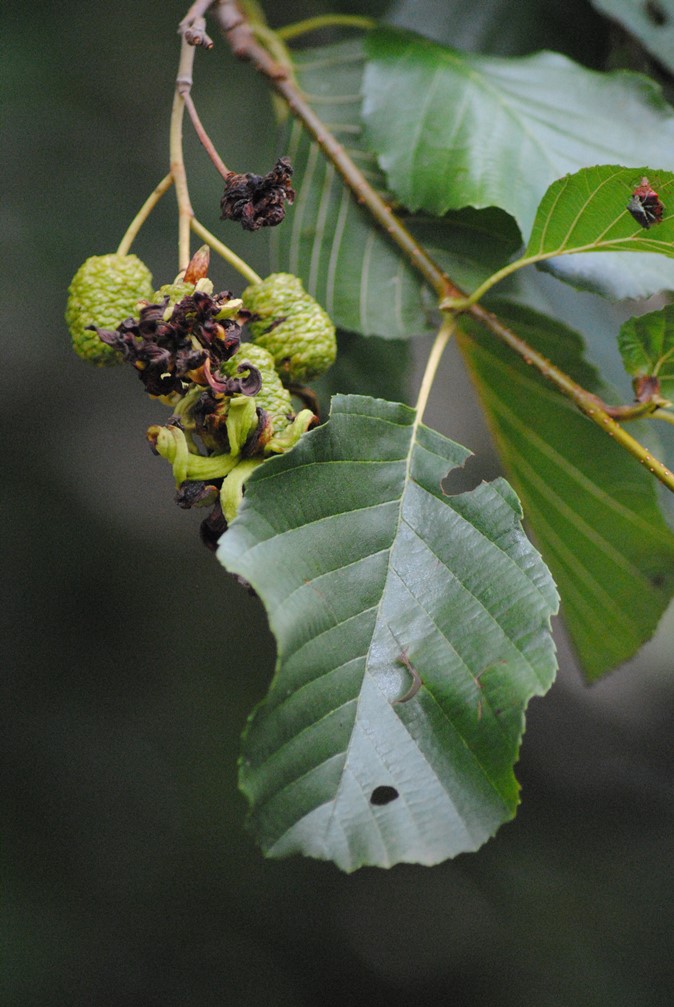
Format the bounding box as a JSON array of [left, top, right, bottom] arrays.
[[179, 0, 216, 48], [170, 36, 201, 269], [212, 0, 674, 494]]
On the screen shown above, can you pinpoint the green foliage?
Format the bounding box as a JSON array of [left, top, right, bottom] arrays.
[[618, 304, 674, 399], [272, 38, 522, 337], [218, 395, 558, 870], [70, 1, 674, 873], [458, 302, 674, 680], [390, 0, 607, 59], [524, 165, 674, 261], [361, 26, 674, 297]]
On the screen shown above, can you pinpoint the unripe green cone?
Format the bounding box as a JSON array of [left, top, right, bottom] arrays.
[[242, 273, 336, 384], [221, 343, 293, 433], [66, 253, 153, 365]]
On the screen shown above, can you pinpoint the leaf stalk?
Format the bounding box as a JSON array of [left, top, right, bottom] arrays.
[[275, 15, 377, 41], [414, 318, 455, 429]]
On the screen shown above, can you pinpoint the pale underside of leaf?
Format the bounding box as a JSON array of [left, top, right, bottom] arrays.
[[218, 395, 558, 870]]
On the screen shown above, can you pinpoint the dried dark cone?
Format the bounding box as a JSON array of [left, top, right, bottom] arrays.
[[220, 157, 295, 231]]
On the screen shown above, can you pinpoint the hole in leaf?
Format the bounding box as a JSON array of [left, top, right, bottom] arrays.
[[370, 785, 399, 806], [645, 0, 668, 26], [441, 452, 500, 496]]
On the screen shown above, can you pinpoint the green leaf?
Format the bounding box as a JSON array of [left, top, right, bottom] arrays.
[[618, 304, 674, 399], [525, 165, 674, 297], [273, 39, 522, 339], [390, 0, 608, 60], [591, 0, 674, 74], [524, 165, 674, 260], [361, 27, 674, 297], [458, 302, 674, 680], [218, 395, 558, 870]]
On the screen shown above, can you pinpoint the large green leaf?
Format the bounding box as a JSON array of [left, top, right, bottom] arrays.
[[273, 38, 522, 339], [591, 0, 674, 74], [361, 27, 674, 297], [389, 0, 608, 60], [218, 395, 558, 870], [458, 303, 674, 680]]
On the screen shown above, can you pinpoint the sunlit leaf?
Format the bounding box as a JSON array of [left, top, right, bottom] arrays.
[[361, 27, 674, 297], [218, 395, 558, 870], [618, 304, 674, 399], [273, 38, 522, 339], [524, 165, 674, 260], [458, 302, 674, 680]]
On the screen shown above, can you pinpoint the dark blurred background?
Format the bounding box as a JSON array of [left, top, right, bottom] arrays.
[[3, 1, 674, 1004]]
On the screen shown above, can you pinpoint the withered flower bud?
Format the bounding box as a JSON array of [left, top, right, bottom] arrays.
[[199, 500, 228, 551], [95, 288, 244, 398], [175, 481, 219, 510], [220, 157, 295, 231]]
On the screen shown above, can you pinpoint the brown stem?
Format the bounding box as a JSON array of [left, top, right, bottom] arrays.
[[216, 1, 674, 494], [467, 303, 674, 491], [180, 85, 233, 181], [215, 3, 458, 301]]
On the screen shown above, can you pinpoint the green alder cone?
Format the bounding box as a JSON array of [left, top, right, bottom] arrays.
[[242, 273, 336, 384], [222, 343, 294, 433], [66, 253, 153, 365]]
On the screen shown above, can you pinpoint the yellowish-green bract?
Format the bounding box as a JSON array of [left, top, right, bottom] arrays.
[[221, 343, 294, 433], [242, 273, 336, 384], [66, 253, 153, 365], [152, 278, 197, 305]]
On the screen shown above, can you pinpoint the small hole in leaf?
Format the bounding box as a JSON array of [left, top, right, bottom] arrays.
[[441, 452, 500, 496], [645, 0, 668, 26], [370, 785, 399, 806]]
